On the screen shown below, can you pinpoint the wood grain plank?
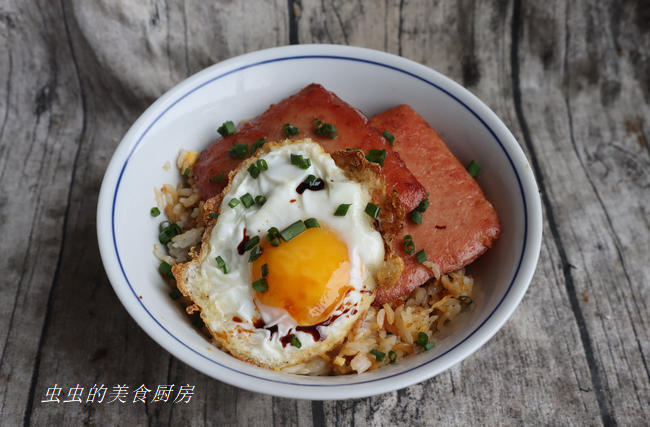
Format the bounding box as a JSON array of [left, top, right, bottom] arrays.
[[71, 0, 289, 101], [511, 0, 649, 423], [296, 0, 400, 52], [0, 1, 85, 424]]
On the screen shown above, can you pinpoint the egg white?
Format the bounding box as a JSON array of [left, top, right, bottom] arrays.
[[182, 139, 384, 368]]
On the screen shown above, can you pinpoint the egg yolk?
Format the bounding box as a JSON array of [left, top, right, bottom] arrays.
[[251, 225, 351, 326]]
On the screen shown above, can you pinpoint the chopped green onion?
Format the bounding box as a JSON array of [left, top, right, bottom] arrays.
[[383, 130, 395, 146], [240, 193, 254, 208], [416, 332, 427, 346], [248, 245, 263, 262], [334, 204, 351, 216], [415, 197, 429, 213], [266, 227, 281, 246], [365, 203, 380, 219], [228, 144, 248, 158], [392, 189, 397, 194], [388, 350, 397, 363], [345, 147, 359, 151], [183, 167, 190, 176], [208, 212, 219, 219], [417, 336, 434, 350], [250, 137, 266, 154], [410, 210, 422, 224], [303, 174, 317, 185], [268, 236, 280, 247], [290, 153, 301, 165], [317, 123, 337, 138], [192, 312, 204, 329], [247, 163, 260, 178], [252, 277, 268, 292], [255, 195, 267, 206], [313, 118, 338, 138], [291, 336, 302, 348], [304, 218, 320, 228], [216, 256, 227, 274], [466, 160, 480, 178], [416, 332, 429, 348], [158, 220, 170, 232], [261, 263, 268, 277], [228, 198, 240, 208], [296, 175, 325, 193], [283, 123, 300, 136], [403, 235, 415, 255], [415, 249, 427, 264], [150, 207, 161, 217], [218, 120, 236, 136], [290, 153, 311, 169], [158, 261, 173, 278], [243, 236, 260, 252], [209, 172, 225, 184], [280, 220, 307, 241], [169, 288, 182, 300], [215, 256, 228, 273], [247, 159, 268, 178], [458, 296, 474, 306], [365, 149, 387, 167], [370, 349, 386, 362], [158, 222, 182, 244]]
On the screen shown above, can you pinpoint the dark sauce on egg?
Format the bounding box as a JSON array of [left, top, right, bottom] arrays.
[[279, 334, 295, 348], [266, 324, 278, 336], [296, 177, 325, 194], [254, 318, 279, 341], [255, 307, 355, 343], [237, 228, 249, 255], [294, 307, 352, 341], [294, 327, 320, 341]]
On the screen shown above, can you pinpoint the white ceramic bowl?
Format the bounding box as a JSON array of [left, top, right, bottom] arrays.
[[97, 44, 542, 400]]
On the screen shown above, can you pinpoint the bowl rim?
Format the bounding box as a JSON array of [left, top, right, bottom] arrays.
[[97, 44, 542, 400]]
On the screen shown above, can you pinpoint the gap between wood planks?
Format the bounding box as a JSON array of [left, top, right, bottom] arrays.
[[22, 0, 88, 425], [510, 0, 615, 425]]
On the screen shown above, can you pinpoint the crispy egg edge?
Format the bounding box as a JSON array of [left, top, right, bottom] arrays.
[[172, 138, 405, 369]]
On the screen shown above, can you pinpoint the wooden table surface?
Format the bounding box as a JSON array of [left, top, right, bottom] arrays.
[[1, 0, 648, 425]]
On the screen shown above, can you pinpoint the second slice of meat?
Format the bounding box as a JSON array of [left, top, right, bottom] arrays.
[[370, 105, 501, 305]]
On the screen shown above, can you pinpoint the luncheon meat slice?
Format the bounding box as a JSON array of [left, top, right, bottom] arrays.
[[370, 105, 501, 305], [193, 84, 426, 212]]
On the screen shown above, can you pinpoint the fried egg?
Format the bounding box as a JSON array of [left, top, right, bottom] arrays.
[[175, 139, 393, 369]]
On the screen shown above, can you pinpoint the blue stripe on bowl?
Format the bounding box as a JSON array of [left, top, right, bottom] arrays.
[[111, 54, 528, 386]]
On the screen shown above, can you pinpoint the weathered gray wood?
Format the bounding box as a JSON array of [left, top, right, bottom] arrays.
[[511, 1, 650, 424], [0, 0, 648, 426], [0, 0, 86, 424]]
